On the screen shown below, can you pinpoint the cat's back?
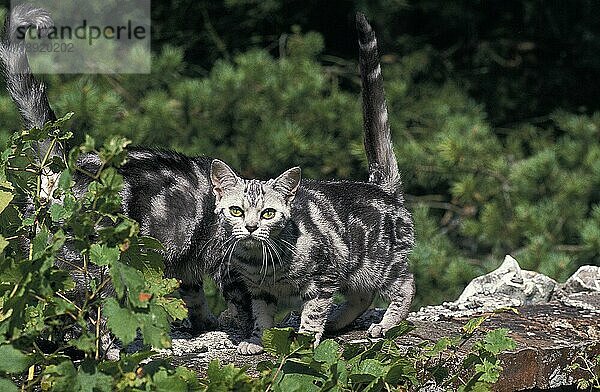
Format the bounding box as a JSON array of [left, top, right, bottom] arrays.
[[74, 147, 216, 263], [295, 178, 403, 214]]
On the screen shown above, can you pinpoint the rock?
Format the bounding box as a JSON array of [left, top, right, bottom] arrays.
[[412, 255, 557, 321], [559, 265, 600, 294], [458, 255, 556, 305]]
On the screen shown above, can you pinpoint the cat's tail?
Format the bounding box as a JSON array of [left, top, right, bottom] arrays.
[[1, 5, 62, 201], [0, 4, 56, 129], [356, 12, 401, 195]]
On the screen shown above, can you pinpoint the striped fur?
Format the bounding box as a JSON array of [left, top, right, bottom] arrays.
[[0, 5, 62, 200], [212, 15, 415, 353], [356, 12, 401, 194]]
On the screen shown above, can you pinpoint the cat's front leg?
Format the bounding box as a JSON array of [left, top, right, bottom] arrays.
[[237, 294, 276, 355], [299, 295, 334, 346], [180, 282, 218, 333]]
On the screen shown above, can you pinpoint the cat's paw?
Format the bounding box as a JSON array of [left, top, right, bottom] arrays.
[[367, 323, 387, 338], [237, 340, 264, 355]]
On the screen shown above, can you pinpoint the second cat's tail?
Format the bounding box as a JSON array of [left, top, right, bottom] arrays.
[[1, 5, 62, 201], [0, 4, 56, 129], [356, 12, 401, 195]]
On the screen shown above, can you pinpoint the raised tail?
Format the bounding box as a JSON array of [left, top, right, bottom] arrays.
[[2, 5, 62, 201], [0, 4, 56, 129], [356, 12, 401, 194]]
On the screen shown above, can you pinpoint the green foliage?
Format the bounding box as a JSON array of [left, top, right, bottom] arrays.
[[0, 117, 195, 390], [199, 320, 515, 392], [569, 350, 600, 391]]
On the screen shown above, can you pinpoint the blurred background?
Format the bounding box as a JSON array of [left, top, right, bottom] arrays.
[[1, 0, 600, 310]]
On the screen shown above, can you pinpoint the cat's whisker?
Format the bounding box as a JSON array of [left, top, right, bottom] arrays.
[[260, 241, 269, 285], [275, 238, 298, 257], [265, 242, 277, 285], [267, 239, 284, 267], [226, 239, 239, 279]]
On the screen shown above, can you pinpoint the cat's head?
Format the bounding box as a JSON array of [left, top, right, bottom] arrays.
[[210, 159, 301, 243]]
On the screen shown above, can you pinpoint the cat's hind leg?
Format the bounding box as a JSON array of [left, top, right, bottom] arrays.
[[368, 270, 414, 338], [326, 291, 374, 332]]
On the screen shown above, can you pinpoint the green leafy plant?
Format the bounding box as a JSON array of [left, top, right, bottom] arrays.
[[200, 318, 515, 392], [0, 116, 198, 391], [569, 350, 600, 391]]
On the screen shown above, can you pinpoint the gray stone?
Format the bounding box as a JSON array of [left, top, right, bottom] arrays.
[[458, 255, 556, 305], [559, 265, 600, 294]]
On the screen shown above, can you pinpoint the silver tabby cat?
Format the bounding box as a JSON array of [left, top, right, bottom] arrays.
[[210, 13, 415, 355]]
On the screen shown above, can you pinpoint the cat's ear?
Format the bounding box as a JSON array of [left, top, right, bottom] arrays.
[[273, 167, 301, 203], [211, 159, 239, 201]]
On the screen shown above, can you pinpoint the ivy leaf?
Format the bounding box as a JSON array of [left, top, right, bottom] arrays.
[[49, 204, 68, 222], [110, 261, 144, 303], [0, 345, 30, 373], [44, 360, 113, 392], [156, 297, 188, 321], [475, 359, 502, 383], [358, 359, 388, 378], [152, 368, 189, 391]]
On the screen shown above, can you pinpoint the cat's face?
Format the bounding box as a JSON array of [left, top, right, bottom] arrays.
[[210, 160, 301, 244]]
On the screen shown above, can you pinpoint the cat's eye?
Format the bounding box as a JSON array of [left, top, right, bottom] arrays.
[[229, 206, 244, 217], [261, 209, 276, 220]]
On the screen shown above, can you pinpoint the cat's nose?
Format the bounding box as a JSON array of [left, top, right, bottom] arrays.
[[245, 224, 258, 233]]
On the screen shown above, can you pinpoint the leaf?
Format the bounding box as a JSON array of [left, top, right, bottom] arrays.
[[110, 261, 144, 303], [426, 337, 453, 357], [44, 360, 113, 392], [0, 190, 13, 215], [90, 244, 121, 267], [475, 359, 502, 383], [0, 236, 8, 254], [278, 373, 321, 392], [313, 339, 340, 365], [0, 345, 30, 373], [104, 298, 139, 345], [463, 316, 488, 335], [156, 297, 188, 321], [58, 169, 73, 191], [358, 359, 388, 378], [385, 358, 417, 385], [50, 204, 69, 222], [0, 378, 18, 392], [262, 328, 294, 356], [152, 368, 189, 391], [481, 328, 516, 355], [384, 321, 415, 339]]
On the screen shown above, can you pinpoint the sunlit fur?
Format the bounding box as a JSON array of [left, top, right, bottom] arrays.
[[212, 13, 415, 356]]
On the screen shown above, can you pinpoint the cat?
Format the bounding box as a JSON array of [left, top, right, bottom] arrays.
[[0, 4, 252, 337], [210, 12, 415, 355]]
